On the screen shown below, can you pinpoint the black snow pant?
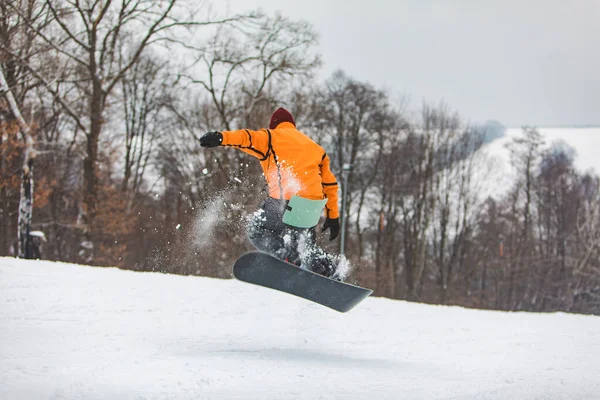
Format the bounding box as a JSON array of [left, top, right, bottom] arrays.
[[246, 197, 336, 277]]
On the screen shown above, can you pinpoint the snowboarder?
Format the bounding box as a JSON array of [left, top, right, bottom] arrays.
[[199, 108, 341, 279]]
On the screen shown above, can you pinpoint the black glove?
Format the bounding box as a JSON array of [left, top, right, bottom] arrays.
[[199, 131, 223, 148], [322, 217, 340, 241]]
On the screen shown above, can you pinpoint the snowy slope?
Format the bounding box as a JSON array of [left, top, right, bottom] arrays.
[[1, 258, 599, 400], [479, 127, 600, 199], [490, 128, 600, 171]]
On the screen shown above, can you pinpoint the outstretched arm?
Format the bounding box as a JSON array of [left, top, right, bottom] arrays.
[[222, 129, 271, 160]]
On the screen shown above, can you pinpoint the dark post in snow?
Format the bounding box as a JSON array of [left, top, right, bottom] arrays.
[[340, 163, 352, 256]]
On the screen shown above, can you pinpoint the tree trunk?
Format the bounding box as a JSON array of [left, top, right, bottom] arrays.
[[81, 59, 104, 261], [18, 159, 34, 258]]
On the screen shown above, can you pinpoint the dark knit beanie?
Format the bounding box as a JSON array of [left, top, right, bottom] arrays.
[[269, 108, 295, 129]]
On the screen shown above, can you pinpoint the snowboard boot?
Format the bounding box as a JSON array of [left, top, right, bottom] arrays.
[[305, 252, 339, 280], [274, 247, 301, 266]]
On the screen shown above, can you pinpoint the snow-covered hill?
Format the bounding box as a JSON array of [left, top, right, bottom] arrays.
[[480, 127, 600, 199], [1, 257, 599, 399]]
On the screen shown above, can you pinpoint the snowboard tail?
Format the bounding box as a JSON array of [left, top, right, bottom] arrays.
[[233, 251, 372, 313]]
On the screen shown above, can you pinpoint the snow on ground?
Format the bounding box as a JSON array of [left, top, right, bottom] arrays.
[[1, 257, 599, 400]]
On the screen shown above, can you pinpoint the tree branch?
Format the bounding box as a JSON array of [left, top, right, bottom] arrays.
[[0, 63, 35, 170], [45, 0, 91, 50]]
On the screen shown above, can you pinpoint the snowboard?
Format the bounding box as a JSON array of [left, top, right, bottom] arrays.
[[232, 251, 373, 313]]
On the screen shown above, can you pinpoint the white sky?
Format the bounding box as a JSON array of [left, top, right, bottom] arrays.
[[217, 0, 600, 127]]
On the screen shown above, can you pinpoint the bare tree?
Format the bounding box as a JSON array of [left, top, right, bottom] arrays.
[[394, 105, 441, 301], [504, 127, 544, 309], [575, 176, 600, 275], [0, 0, 47, 257], [307, 71, 390, 262], [3, 0, 255, 262], [184, 12, 320, 130], [119, 54, 174, 209], [0, 61, 40, 259], [431, 119, 484, 304], [371, 114, 411, 297]]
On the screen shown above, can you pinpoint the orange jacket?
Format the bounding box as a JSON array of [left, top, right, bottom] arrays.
[[221, 121, 339, 219]]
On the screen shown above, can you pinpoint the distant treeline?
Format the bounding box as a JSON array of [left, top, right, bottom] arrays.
[[1, 1, 599, 315]]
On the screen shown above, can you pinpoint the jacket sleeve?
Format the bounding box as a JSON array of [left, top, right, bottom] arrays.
[[221, 129, 271, 160], [320, 153, 340, 219]]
